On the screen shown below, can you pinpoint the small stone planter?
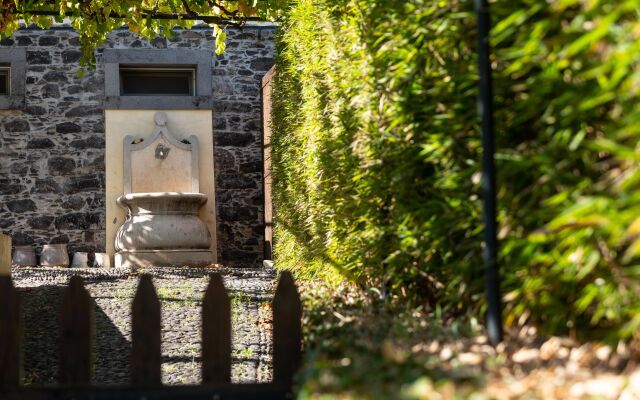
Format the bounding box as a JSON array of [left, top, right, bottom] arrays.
[[12, 245, 37, 266], [71, 252, 89, 268], [40, 244, 69, 267], [94, 253, 112, 268]]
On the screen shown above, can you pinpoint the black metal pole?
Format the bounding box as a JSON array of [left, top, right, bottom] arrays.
[[474, 0, 503, 345]]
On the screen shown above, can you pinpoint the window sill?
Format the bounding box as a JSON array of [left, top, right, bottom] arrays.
[[104, 96, 213, 110]]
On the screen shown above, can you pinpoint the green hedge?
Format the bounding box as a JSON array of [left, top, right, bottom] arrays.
[[271, 0, 640, 341]]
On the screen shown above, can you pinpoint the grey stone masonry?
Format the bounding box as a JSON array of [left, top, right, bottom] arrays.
[[0, 25, 275, 266]]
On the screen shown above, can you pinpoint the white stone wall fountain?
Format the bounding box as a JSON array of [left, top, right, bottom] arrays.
[[114, 112, 213, 268]]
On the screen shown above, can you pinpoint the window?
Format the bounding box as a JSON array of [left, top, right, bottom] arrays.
[[104, 49, 213, 110], [0, 48, 26, 109], [120, 67, 195, 96], [0, 65, 9, 95]]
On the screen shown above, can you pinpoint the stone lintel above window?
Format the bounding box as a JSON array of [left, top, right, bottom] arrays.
[[0, 48, 26, 109], [104, 49, 213, 110]]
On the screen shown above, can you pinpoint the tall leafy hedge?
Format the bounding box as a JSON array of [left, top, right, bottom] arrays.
[[271, 0, 640, 341]]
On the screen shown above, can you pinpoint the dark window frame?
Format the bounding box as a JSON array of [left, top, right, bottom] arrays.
[[0, 48, 26, 109], [119, 67, 196, 96], [104, 49, 213, 110], [0, 65, 10, 96]]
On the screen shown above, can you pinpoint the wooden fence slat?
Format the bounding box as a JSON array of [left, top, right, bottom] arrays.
[[0, 275, 21, 390], [59, 275, 93, 384], [201, 273, 231, 384], [131, 274, 161, 386], [0, 233, 11, 275], [272, 271, 302, 388]]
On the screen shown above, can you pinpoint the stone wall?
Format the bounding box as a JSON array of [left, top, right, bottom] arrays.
[[0, 25, 275, 266]]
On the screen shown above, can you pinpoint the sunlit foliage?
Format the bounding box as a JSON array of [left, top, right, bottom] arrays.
[[271, 0, 640, 342]]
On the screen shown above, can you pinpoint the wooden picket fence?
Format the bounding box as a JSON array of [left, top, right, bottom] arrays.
[[0, 271, 302, 400]]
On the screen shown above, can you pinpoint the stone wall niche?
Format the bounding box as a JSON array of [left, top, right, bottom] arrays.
[[105, 110, 217, 267]]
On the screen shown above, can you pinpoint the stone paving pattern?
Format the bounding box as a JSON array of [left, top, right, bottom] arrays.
[[12, 266, 275, 385], [0, 25, 276, 266]]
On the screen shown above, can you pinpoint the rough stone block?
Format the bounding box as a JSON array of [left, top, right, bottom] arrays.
[[48, 157, 76, 176], [6, 199, 37, 213], [240, 161, 261, 173], [27, 215, 55, 230], [66, 84, 83, 94], [43, 71, 68, 82], [61, 196, 85, 210], [214, 148, 236, 169], [62, 50, 82, 63], [0, 179, 27, 195], [216, 132, 253, 147], [212, 101, 254, 113], [27, 50, 51, 64], [213, 117, 227, 130], [10, 163, 28, 175], [12, 232, 34, 245], [81, 76, 102, 92], [64, 175, 102, 193], [32, 178, 61, 194], [150, 37, 167, 48], [38, 36, 59, 46], [16, 36, 32, 46], [25, 106, 47, 115], [216, 173, 258, 190], [42, 83, 60, 98], [249, 57, 275, 71], [56, 122, 82, 133], [65, 105, 102, 117], [55, 212, 100, 230], [219, 206, 258, 221], [70, 136, 104, 149], [4, 120, 30, 132]]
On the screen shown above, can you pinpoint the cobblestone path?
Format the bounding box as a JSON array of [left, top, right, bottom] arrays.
[[11, 266, 276, 386]]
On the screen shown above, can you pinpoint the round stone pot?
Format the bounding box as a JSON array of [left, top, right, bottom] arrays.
[[40, 244, 70, 267], [94, 253, 112, 268], [71, 252, 89, 268], [115, 192, 211, 251], [12, 245, 37, 266]]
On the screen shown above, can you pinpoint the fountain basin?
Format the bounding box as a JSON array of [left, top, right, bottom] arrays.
[[115, 192, 212, 268]]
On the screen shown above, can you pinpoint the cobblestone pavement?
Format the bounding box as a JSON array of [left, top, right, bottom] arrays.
[[11, 266, 276, 386]]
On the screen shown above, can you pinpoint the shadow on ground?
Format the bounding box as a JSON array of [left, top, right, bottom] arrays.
[[20, 285, 131, 385]]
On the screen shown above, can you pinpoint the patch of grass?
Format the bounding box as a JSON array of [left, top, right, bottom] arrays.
[[296, 281, 490, 399], [156, 285, 199, 306], [156, 286, 178, 300], [230, 291, 250, 326], [235, 347, 255, 359], [113, 288, 131, 300], [163, 364, 177, 374]]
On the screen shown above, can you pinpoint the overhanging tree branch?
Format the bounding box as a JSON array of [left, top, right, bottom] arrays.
[[0, 0, 276, 65], [16, 9, 264, 27]]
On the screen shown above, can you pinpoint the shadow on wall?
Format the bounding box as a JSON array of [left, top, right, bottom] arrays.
[[20, 285, 131, 385]]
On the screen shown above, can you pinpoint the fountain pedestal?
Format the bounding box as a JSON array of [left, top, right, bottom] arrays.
[[114, 113, 213, 268], [115, 192, 212, 268]]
